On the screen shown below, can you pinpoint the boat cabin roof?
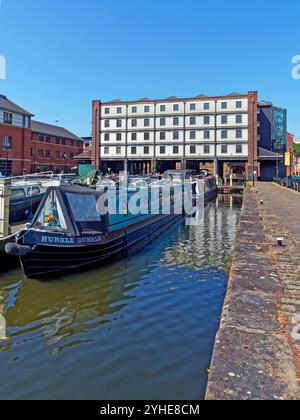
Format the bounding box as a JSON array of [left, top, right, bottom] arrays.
[[31, 186, 107, 236], [57, 185, 102, 195]]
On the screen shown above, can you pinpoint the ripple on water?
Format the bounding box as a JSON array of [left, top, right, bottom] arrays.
[[0, 198, 241, 400]]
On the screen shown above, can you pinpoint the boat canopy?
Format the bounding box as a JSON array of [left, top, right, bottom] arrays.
[[31, 186, 108, 236]]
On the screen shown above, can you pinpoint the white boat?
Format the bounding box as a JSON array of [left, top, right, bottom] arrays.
[[5, 172, 76, 224]]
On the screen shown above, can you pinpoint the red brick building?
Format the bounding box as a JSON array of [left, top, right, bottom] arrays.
[[0, 94, 32, 176], [286, 132, 295, 177], [0, 94, 83, 176], [30, 121, 83, 174]]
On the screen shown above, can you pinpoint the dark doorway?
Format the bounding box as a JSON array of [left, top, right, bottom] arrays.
[[0, 159, 13, 177], [260, 161, 278, 181], [100, 161, 124, 174], [156, 160, 177, 174], [128, 161, 152, 175]]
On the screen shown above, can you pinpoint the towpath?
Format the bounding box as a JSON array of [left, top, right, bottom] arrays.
[[206, 183, 300, 400]]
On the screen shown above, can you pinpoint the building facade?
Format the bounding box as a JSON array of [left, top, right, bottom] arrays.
[[30, 121, 83, 174], [258, 101, 287, 179], [92, 92, 258, 178], [0, 94, 32, 176], [286, 132, 294, 177], [75, 138, 92, 176], [82, 136, 92, 149], [0, 94, 83, 176], [294, 140, 300, 175]]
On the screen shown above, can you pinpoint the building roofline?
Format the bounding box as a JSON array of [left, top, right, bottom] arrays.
[[74, 146, 92, 160], [259, 101, 287, 111], [259, 101, 273, 106], [98, 92, 252, 106], [0, 94, 34, 117], [31, 120, 83, 142], [258, 147, 282, 160]]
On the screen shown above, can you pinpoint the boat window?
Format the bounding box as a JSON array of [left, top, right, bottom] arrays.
[[27, 186, 41, 196], [66, 193, 101, 222], [11, 188, 26, 198], [33, 190, 67, 231]]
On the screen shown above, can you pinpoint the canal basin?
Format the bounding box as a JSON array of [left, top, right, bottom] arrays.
[[0, 195, 242, 400]]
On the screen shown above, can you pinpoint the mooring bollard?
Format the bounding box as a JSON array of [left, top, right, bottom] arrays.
[[277, 237, 284, 247], [0, 178, 11, 238]]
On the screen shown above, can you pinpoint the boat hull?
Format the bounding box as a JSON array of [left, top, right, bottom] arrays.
[[0, 238, 19, 270], [18, 214, 182, 280]]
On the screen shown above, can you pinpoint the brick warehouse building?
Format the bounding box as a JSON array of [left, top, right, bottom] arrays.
[[91, 91, 288, 180], [0, 94, 83, 176]]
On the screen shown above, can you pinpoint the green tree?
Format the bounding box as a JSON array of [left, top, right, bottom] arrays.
[[294, 143, 300, 157]]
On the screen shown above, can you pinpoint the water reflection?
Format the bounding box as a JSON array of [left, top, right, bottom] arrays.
[[0, 289, 7, 341], [165, 200, 240, 270], [1, 264, 135, 351], [216, 194, 243, 209], [0, 198, 242, 400], [0, 313, 6, 341]]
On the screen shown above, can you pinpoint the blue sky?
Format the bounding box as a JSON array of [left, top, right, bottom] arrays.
[[0, 0, 300, 137]]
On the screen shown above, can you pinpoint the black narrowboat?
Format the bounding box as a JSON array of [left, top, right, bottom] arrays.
[[6, 185, 182, 279]]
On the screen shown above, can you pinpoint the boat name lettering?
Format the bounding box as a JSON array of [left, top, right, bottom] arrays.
[[40, 235, 102, 244], [41, 236, 75, 244], [77, 236, 102, 244]]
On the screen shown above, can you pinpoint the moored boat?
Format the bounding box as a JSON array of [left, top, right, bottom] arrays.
[[6, 173, 217, 279], [10, 182, 46, 224], [8, 172, 76, 224], [6, 185, 183, 279]]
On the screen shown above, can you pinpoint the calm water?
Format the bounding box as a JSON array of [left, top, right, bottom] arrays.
[[0, 195, 242, 400]]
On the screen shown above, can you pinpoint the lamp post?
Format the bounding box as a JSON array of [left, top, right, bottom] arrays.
[[62, 152, 67, 174]]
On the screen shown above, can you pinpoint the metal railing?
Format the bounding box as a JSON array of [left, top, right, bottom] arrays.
[[273, 176, 300, 193], [217, 175, 246, 190]]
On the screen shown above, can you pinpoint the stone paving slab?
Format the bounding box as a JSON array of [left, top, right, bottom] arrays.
[[206, 327, 298, 400], [224, 290, 279, 332], [206, 184, 300, 400]]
